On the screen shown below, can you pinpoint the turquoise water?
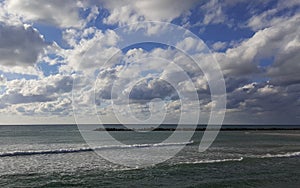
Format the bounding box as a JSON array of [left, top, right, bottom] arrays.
[[0, 125, 300, 187]]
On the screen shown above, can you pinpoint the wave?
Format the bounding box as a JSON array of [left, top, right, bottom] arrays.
[[0, 148, 93, 157], [176, 157, 244, 165], [252, 151, 300, 159], [0, 141, 193, 157], [248, 132, 300, 137], [173, 151, 300, 166]]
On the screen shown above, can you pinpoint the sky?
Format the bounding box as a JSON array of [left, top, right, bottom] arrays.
[[0, 0, 299, 125]]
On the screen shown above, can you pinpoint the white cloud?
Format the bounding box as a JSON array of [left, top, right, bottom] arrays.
[[35, 97, 72, 115], [257, 85, 278, 95], [0, 1, 21, 25], [201, 0, 226, 25], [176, 37, 206, 52], [59, 28, 120, 74], [247, 9, 280, 31], [211, 41, 227, 51], [0, 0, 299, 124], [247, 0, 300, 31], [214, 14, 300, 78], [1, 74, 73, 104], [5, 0, 86, 28], [0, 75, 73, 114], [100, 0, 199, 35], [102, 0, 198, 25], [0, 75, 7, 85]]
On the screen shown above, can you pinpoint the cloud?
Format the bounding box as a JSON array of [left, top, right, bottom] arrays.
[[0, 74, 73, 116], [4, 0, 86, 28], [214, 14, 300, 78], [102, 0, 198, 25], [266, 27, 300, 85], [67, 42, 212, 123], [207, 9, 300, 122], [59, 28, 120, 74], [129, 78, 178, 101], [35, 97, 72, 115], [176, 37, 206, 52], [7, 97, 72, 116], [0, 0, 298, 124], [225, 80, 300, 123], [0, 1, 21, 25], [0, 23, 47, 67], [247, 0, 300, 31], [0, 74, 7, 85], [96, 0, 201, 35], [201, 0, 227, 25], [211, 41, 227, 51], [206, 12, 300, 123]]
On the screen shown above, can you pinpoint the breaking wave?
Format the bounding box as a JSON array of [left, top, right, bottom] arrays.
[[0, 141, 193, 157], [176, 157, 244, 165], [253, 151, 300, 159]]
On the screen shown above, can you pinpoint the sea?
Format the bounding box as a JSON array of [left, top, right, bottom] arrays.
[[0, 125, 299, 187]]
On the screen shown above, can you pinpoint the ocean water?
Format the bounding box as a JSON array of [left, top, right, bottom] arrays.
[[0, 125, 300, 187]]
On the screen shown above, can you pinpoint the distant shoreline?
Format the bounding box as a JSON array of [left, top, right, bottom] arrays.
[[0, 124, 300, 131], [0, 124, 299, 126], [94, 127, 300, 131]]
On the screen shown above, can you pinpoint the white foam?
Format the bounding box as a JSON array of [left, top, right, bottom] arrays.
[[254, 151, 300, 159], [177, 157, 244, 165], [0, 141, 194, 157]]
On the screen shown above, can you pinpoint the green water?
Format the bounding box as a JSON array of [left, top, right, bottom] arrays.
[[0, 126, 299, 187]]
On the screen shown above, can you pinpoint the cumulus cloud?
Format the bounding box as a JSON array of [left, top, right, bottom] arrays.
[[0, 0, 298, 124], [214, 14, 300, 79], [129, 78, 178, 101], [212, 41, 227, 51], [0, 74, 73, 116], [35, 97, 72, 115], [0, 23, 47, 67], [59, 28, 120, 75], [203, 12, 300, 123], [247, 0, 300, 31], [176, 37, 206, 52], [225, 81, 300, 124], [201, 0, 227, 25], [8, 97, 72, 116], [72, 42, 218, 124], [0, 75, 7, 85], [98, 0, 200, 35], [101, 0, 198, 25], [4, 0, 87, 28]]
